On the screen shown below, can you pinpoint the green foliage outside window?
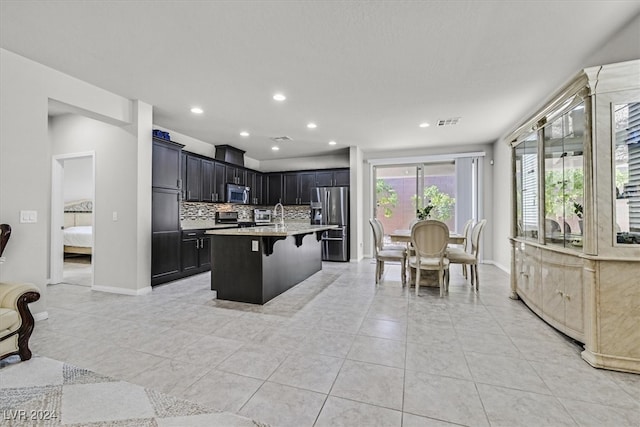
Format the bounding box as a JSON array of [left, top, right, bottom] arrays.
[[411, 185, 455, 221], [544, 168, 583, 218], [376, 179, 398, 218], [424, 185, 455, 221]]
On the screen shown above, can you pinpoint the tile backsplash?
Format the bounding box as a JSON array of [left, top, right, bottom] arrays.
[[180, 202, 311, 222]]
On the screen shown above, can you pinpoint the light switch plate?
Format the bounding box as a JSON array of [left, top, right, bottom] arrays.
[[20, 210, 37, 223], [251, 240, 259, 251]]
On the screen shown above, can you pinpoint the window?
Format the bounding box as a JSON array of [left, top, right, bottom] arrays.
[[614, 102, 640, 245], [373, 158, 475, 242]]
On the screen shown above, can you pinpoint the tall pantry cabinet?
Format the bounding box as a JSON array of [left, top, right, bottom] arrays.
[[151, 137, 184, 286]]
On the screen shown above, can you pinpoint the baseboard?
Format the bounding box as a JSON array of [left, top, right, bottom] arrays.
[[34, 311, 49, 322], [92, 285, 152, 296], [482, 260, 510, 274]]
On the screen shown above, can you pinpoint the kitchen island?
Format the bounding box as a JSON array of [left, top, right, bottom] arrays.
[[206, 223, 338, 304]]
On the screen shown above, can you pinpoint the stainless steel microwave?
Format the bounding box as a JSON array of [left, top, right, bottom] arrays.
[[227, 183, 250, 204]]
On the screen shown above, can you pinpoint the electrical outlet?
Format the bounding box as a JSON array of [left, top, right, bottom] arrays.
[[112, 211, 118, 221], [251, 240, 259, 252]]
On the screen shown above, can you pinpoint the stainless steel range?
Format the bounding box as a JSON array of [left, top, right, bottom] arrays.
[[215, 211, 238, 225]]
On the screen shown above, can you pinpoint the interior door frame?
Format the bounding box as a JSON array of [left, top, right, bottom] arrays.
[[50, 151, 96, 285]]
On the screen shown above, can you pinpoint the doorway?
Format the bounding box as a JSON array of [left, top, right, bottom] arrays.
[[51, 152, 95, 287]]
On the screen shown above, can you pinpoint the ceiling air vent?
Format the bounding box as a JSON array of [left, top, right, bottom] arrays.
[[270, 136, 293, 142], [437, 117, 461, 126]]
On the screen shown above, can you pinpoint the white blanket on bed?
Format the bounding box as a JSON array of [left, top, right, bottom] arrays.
[[64, 226, 93, 247]]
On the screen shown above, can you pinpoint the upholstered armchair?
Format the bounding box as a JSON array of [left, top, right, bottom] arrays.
[[0, 282, 41, 361]]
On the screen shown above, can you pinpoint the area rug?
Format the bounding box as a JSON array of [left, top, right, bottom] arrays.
[[0, 355, 268, 426]]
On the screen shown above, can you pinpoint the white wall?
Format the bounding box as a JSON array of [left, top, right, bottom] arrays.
[[350, 146, 364, 261], [63, 156, 94, 202], [260, 151, 350, 172], [490, 141, 512, 272], [153, 125, 261, 170], [0, 49, 152, 316]]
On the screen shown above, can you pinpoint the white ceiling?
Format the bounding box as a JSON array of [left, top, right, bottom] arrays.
[[2, 1, 639, 161]]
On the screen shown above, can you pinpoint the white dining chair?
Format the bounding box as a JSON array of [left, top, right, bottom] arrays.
[[409, 220, 450, 297], [369, 219, 407, 285], [446, 219, 486, 291]]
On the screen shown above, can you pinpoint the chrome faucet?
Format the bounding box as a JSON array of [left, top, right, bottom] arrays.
[[273, 203, 285, 226]]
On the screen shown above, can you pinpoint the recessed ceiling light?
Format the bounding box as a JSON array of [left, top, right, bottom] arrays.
[[307, 123, 317, 129], [190, 107, 203, 114], [329, 140, 337, 145], [419, 122, 430, 128], [272, 146, 280, 151], [239, 131, 250, 137], [273, 93, 286, 101]]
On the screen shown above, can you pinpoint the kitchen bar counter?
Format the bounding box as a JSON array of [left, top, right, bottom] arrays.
[[206, 224, 338, 304], [206, 223, 338, 236]]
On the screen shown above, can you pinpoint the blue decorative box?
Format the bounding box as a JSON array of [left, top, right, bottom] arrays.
[[152, 129, 171, 140]]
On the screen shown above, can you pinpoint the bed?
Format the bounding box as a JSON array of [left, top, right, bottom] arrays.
[[64, 200, 93, 255]]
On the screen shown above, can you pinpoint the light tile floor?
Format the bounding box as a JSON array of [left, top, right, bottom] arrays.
[[31, 261, 640, 426]]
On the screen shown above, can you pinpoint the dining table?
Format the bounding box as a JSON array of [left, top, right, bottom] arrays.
[[388, 229, 465, 288], [389, 229, 465, 245]]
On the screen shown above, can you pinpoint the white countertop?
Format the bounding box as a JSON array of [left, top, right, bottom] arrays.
[[206, 224, 338, 237]]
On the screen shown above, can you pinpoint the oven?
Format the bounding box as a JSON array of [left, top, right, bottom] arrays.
[[254, 209, 272, 224], [215, 211, 239, 225]]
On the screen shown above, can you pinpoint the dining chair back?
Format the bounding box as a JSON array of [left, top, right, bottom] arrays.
[[373, 218, 405, 251], [447, 219, 487, 291], [448, 218, 473, 279], [369, 219, 406, 285], [409, 220, 450, 297]]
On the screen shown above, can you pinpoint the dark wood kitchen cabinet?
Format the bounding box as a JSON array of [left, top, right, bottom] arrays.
[[152, 138, 182, 190], [182, 152, 227, 203], [181, 230, 211, 273], [152, 232, 181, 281], [201, 159, 215, 202], [267, 173, 283, 205], [184, 154, 202, 201], [225, 165, 246, 186], [246, 171, 265, 205], [201, 159, 226, 203], [152, 139, 184, 286], [283, 171, 315, 205], [315, 168, 350, 187]]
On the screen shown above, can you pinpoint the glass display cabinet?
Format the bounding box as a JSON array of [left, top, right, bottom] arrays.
[[508, 60, 640, 374]]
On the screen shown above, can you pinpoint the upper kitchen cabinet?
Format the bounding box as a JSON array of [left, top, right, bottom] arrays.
[[201, 159, 215, 202], [182, 152, 227, 203], [333, 169, 350, 186], [213, 162, 226, 203], [152, 138, 183, 190], [508, 60, 640, 374], [315, 168, 350, 187], [225, 165, 246, 186], [246, 171, 265, 205], [283, 171, 316, 205], [184, 153, 202, 201], [267, 173, 283, 205]]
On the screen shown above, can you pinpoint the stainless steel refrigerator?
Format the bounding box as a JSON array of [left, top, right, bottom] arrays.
[[310, 186, 349, 261]]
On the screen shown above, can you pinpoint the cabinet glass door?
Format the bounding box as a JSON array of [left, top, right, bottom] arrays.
[[515, 132, 539, 241], [614, 102, 640, 245], [542, 102, 585, 249]]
